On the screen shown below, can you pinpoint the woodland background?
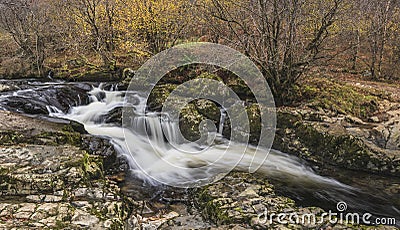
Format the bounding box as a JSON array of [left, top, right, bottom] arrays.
[[1, 0, 399, 104]]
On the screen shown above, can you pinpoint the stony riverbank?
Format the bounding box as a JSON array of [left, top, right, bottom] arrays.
[[1, 110, 395, 229], [0, 110, 203, 229], [189, 172, 397, 229], [273, 76, 400, 177], [0, 73, 398, 229], [0, 110, 134, 229]]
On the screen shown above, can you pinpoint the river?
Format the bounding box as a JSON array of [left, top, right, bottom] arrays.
[[0, 79, 398, 227]]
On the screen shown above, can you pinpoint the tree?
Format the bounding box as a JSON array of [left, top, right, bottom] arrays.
[[199, 0, 344, 105], [0, 0, 53, 76], [60, 0, 119, 67], [122, 0, 193, 55], [362, 0, 397, 79]]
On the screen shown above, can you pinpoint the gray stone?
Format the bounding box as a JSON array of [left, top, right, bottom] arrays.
[[369, 116, 380, 123], [0, 84, 12, 92], [71, 210, 100, 227], [345, 115, 366, 125]]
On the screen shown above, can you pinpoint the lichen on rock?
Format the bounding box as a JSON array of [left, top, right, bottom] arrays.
[[0, 110, 134, 229]]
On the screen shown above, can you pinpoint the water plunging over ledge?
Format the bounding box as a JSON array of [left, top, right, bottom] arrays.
[[48, 85, 344, 186], [45, 84, 399, 224], [0, 80, 397, 225]]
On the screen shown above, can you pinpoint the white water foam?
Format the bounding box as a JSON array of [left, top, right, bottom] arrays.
[[50, 86, 353, 189]]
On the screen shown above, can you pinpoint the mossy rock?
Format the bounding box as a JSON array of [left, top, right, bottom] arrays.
[[147, 84, 178, 111], [194, 172, 296, 227], [195, 99, 220, 122], [197, 72, 223, 82], [295, 78, 379, 119], [293, 122, 387, 172], [122, 68, 135, 79], [226, 77, 253, 100], [273, 111, 400, 176], [179, 103, 206, 141], [220, 103, 262, 144], [246, 103, 262, 143], [67, 153, 104, 182]]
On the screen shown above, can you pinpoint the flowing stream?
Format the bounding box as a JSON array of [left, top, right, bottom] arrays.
[[48, 85, 349, 187], [1, 80, 399, 225]]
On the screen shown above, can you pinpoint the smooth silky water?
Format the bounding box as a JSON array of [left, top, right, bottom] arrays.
[[0, 80, 397, 225], [48, 85, 399, 224]]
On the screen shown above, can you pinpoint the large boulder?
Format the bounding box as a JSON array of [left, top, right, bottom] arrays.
[[0, 83, 91, 115], [147, 84, 178, 111], [221, 103, 262, 144], [273, 108, 400, 176], [179, 103, 207, 142]]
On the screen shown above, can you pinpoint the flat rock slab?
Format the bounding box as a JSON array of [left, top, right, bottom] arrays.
[[0, 111, 131, 229]]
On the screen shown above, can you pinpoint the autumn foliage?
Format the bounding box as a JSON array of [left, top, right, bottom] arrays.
[[0, 0, 399, 102]]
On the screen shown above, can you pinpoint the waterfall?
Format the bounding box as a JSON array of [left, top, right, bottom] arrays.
[[49, 86, 353, 190], [218, 108, 226, 135], [0, 80, 396, 223]]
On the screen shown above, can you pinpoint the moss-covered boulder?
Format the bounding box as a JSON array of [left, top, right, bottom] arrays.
[[295, 77, 380, 119], [1, 83, 91, 115], [226, 77, 253, 100], [147, 84, 178, 111], [221, 103, 262, 144], [146, 80, 227, 141], [195, 172, 355, 229], [194, 172, 396, 229], [195, 99, 220, 122], [179, 103, 207, 141], [273, 109, 400, 176]]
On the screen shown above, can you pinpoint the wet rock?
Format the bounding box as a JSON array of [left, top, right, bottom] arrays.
[[0, 83, 13, 92], [221, 103, 262, 144], [195, 172, 323, 228], [122, 68, 135, 79], [226, 77, 253, 100], [102, 107, 122, 125], [0, 83, 91, 115], [371, 125, 391, 148], [82, 135, 129, 174], [194, 172, 394, 229], [69, 120, 88, 134], [246, 103, 262, 143], [148, 84, 178, 111]]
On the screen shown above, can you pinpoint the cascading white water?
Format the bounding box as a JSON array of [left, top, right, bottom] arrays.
[[50, 85, 352, 189], [1, 80, 397, 225], [218, 108, 226, 135]]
